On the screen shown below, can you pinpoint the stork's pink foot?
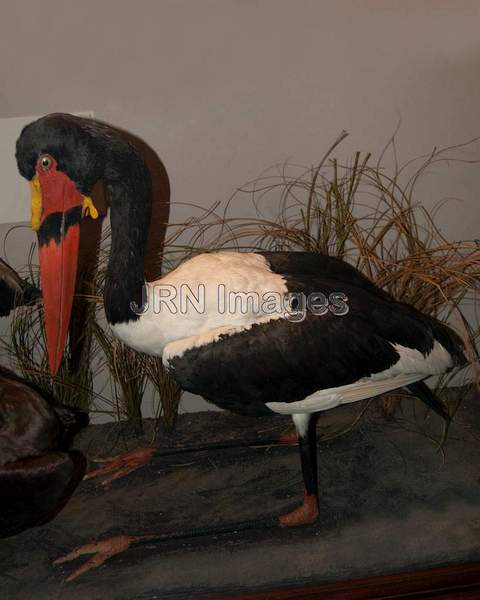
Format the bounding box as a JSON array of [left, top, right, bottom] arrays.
[[278, 428, 299, 445], [53, 535, 140, 581], [85, 447, 156, 487], [279, 491, 319, 527]]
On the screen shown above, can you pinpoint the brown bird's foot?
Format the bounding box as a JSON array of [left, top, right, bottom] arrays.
[[278, 428, 299, 445], [84, 447, 156, 487], [279, 491, 319, 527], [53, 535, 142, 582]]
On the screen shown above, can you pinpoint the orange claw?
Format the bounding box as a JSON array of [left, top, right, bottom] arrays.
[[279, 491, 319, 527], [53, 535, 141, 582], [85, 447, 156, 487]]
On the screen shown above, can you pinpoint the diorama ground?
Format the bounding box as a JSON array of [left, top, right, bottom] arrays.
[[1, 388, 479, 599]]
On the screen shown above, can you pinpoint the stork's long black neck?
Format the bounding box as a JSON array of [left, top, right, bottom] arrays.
[[103, 145, 152, 326]]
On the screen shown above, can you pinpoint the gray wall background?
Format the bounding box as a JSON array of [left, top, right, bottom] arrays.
[[0, 1, 479, 418]]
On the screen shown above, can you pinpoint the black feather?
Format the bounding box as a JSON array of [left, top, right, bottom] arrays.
[[406, 381, 451, 423]]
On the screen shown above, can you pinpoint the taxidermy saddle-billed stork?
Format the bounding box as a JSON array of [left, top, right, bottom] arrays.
[[16, 114, 465, 575], [0, 260, 87, 538]]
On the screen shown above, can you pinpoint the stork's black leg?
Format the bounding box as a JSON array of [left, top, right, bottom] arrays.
[[279, 413, 319, 527]]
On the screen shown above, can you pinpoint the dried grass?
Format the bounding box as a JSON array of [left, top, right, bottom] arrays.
[[92, 320, 148, 434], [142, 355, 182, 433]]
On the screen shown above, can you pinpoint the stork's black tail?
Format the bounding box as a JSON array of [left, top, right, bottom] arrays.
[[406, 381, 451, 423]]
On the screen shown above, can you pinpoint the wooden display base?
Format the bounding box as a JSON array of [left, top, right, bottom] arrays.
[[217, 562, 480, 600]]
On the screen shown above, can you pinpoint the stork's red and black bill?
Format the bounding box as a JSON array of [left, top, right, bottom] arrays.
[[31, 155, 96, 375]]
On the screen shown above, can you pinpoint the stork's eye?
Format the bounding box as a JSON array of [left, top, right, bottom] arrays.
[[39, 155, 53, 171]]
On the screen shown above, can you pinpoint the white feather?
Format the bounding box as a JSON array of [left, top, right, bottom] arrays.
[[111, 252, 287, 356], [292, 413, 310, 437]]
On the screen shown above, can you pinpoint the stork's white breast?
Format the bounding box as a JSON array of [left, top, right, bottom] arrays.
[[110, 252, 288, 356]]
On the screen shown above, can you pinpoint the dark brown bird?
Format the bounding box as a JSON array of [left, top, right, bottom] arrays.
[[0, 261, 87, 538]]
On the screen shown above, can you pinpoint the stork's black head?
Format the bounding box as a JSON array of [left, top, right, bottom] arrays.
[[15, 113, 151, 377], [16, 113, 108, 197]]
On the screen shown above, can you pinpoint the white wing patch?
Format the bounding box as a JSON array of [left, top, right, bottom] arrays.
[[386, 341, 453, 376]]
